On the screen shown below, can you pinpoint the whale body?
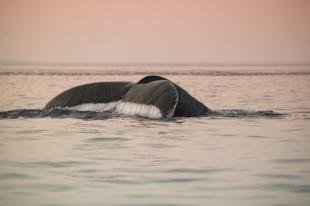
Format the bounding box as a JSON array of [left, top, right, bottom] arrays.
[[44, 75, 211, 119]]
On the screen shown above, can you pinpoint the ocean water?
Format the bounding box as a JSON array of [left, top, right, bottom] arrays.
[[0, 66, 310, 206]]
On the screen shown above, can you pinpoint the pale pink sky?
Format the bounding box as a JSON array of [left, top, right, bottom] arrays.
[[0, 0, 309, 65]]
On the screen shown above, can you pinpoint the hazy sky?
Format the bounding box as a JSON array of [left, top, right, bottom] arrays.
[[0, 0, 309, 65]]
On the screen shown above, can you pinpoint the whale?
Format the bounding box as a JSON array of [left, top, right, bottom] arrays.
[[44, 75, 211, 119]]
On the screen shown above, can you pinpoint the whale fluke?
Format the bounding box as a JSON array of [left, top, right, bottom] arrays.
[[44, 75, 211, 119], [136, 75, 211, 116], [119, 80, 178, 119], [136, 75, 167, 84], [44, 82, 133, 109], [173, 84, 211, 117]]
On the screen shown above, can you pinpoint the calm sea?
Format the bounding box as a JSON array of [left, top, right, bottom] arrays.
[[0, 66, 310, 206]]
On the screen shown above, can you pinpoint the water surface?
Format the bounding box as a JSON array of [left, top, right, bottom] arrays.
[[0, 66, 310, 206]]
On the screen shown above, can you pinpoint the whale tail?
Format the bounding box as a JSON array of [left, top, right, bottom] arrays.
[[44, 82, 133, 109], [136, 75, 211, 117], [44, 75, 211, 119], [118, 80, 178, 119]]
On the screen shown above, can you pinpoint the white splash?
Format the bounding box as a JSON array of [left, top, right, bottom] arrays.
[[68, 102, 119, 112], [115, 101, 162, 119]]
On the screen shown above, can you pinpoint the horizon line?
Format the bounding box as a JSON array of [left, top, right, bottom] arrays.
[[1, 62, 310, 67]]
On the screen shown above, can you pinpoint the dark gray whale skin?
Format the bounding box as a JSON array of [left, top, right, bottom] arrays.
[[44, 75, 211, 118], [44, 82, 133, 109], [136, 75, 211, 117]]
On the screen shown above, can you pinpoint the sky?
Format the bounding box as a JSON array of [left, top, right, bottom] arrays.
[[0, 0, 310, 65]]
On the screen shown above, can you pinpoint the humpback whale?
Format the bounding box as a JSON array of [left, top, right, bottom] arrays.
[[44, 75, 211, 119]]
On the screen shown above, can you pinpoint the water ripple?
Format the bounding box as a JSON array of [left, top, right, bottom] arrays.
[[87, 137, 129, 142], [165, 167, 236, 174], [0, 172, 36, 180], [256, 173, 303, 179], [24, 160, 93, 168], [272, 158, 310, 164]]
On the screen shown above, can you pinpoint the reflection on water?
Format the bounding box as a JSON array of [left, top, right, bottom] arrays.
[[0, 67, 310, 206]]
